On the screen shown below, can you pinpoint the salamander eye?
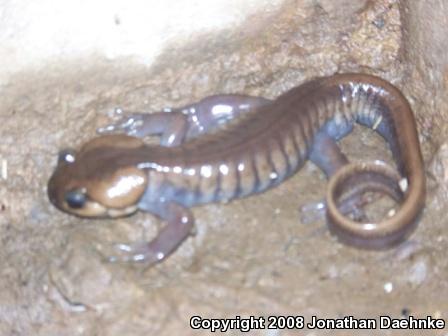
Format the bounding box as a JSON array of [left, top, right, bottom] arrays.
[[58, 149, 76, 164], [65, 189, 87, 209]]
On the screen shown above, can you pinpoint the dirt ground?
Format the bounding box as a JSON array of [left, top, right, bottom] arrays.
[[1, 0, 447, 335]]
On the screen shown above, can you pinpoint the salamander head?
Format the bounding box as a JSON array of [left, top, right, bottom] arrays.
[[48, 135, 148, 218]]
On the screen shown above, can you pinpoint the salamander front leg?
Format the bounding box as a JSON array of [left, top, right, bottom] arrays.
[[106, 202, 194, 265], [98, 94, 271, 146], [98, 111, 190, 146]]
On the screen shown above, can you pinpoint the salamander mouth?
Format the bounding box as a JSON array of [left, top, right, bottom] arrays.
[[61, 194, 138, 218], [61, 197, 138, 218], [106, 205, 139, 217], [63, 201, 138, 218]]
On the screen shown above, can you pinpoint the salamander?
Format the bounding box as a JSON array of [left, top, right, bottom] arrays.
[[47, 73, 426, 265]]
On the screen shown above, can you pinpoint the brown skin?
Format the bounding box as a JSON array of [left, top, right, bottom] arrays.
[[48, 74, 425, 264], [48, 135, 148, 218]]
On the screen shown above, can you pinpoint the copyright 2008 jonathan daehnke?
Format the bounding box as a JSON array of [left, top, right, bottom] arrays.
[[190, 315, 445, 332]]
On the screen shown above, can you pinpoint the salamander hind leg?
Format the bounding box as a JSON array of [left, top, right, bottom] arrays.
[[309, 132, 349, 178], [105, 202, 194, 265], [306, 122, 413, 247], [301, 132, 354, 224]]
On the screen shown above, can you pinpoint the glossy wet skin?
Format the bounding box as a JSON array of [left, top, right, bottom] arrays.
[[48, 135, 148, 218], [48, 74, 426, 264]]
